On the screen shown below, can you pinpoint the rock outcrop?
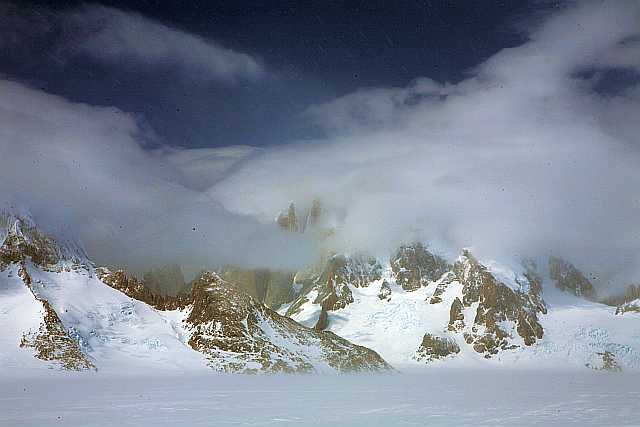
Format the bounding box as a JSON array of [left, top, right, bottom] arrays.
[[17, 263, 94, 371], [415, 333, 460, 362], [586, 351, 622, 372], [452, 250, 545, 356], [549, 257, 597, 300], [615, 299, 640, 315], [183, 272, 391, 373], [143, 264, 187, 296], [391, 243, 450, 291], [220, 266, 295, 309], [96, 267, 191, 311], [0, 215, 94, 370], [286, 254, 382, 324]]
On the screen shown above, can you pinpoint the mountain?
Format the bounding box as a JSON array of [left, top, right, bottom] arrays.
[[285, 244, 640, 371], [3, 209, 640, 374], [143, 264, 187, 296], [219, 266, 295, 309], [0, 213, 390, 374]]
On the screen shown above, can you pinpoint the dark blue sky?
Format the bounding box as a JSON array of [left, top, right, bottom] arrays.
[[5, 1, 559, 148]]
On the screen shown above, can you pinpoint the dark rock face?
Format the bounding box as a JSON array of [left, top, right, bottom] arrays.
[[430, 272, 456, 304], [452, 250, 544, 357], [586, 351, 622, 372], [287, 254, 381, 319], [415, 333, 460, 362], [97, 268, 191, 311], [378, 280, 392, 301], [143, 264, 186, 296], [391, 243, 450, 291], [0, 216, 93, 371], [615, 300, 640, 315], [602, 284, 640, 307], [17, 264, 94, 371], [1, 216, 62, 269], [277, 199, 323, 233], [549, 257, 597, 300], [220, 266, 295, 310], [277, 202, 300, 232], [184, 272, 392, 373], [448, 297, 465, 332]]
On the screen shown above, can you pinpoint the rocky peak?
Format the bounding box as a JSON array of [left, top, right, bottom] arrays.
[[448, 250, 545, 356], [277, 202, 299, 232], [143, 264, 187, 296], [183, 271, 391, 373], [391, 243, 450, 291], [219, 266, 295, 310], [96, 267, 190, 311], [286, 253, 381, 323], [276, 199, 323, 233], [549, 257, 597, 300], [0, 213, 87, 270], [615, 298, 640, 315]]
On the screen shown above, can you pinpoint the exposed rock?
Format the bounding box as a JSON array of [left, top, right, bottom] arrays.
[[314, 309, 329, 331], [602, 284, 640, 307], [415, 333, 460, 362], [451, 250, 544, 357], [220, 266, 295, 309], [520, 259, 548, 314], [277, 202, 299, 232], [184, 272, 392, 373], [286, 253, 381, 318], [143, 264, 186, 296], [615, 299, 640, 315], [391, 243, 450, 291], [378, 280, 392, 301], [549, 257, 597, 300], [18, 264, 94, 371], [97, 267, 190, 311], [586, 351, 622, 372], [1, 215, 63, 269], [448, 297, 465, 332], [430, 272, 455, 304]]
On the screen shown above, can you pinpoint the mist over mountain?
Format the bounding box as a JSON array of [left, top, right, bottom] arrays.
[[1, 0, 639, 294]]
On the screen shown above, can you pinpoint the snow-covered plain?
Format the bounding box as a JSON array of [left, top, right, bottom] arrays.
[[1, 371, 639, 426]]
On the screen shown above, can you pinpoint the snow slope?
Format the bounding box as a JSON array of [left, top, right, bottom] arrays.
[[289, 263, 640, 371], [22, 262, 209, 373], [0, 214, 390, 374]]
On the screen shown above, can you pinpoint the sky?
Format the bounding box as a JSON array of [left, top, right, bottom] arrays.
[[1, 0, 640, 291]]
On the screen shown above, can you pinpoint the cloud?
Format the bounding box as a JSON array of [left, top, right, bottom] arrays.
[[207, 0, 640, 291], [0, 78, 312, 275], [2, 0, 639, 293], [0, 2, 265, 83]]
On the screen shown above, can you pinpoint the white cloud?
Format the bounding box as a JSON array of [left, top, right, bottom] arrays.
[[2, 0, 639, 292], [0, 79, 312, 274], [207, 0, 640, 289]]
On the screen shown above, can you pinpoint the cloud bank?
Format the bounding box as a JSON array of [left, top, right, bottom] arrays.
[[209, 0, 640, 289], [1, 1, 639, 292], [0, 79, 312, 274]]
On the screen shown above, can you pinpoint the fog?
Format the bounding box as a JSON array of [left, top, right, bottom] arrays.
[[210, 0, 640, 290], [0, 79, 314, 273], [1, 1, 639, 290]]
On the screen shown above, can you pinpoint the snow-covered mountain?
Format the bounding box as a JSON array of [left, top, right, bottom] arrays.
[[283, 244, 640, 372], [0, 213, 389, 374], [2, 210, 639, 375]]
